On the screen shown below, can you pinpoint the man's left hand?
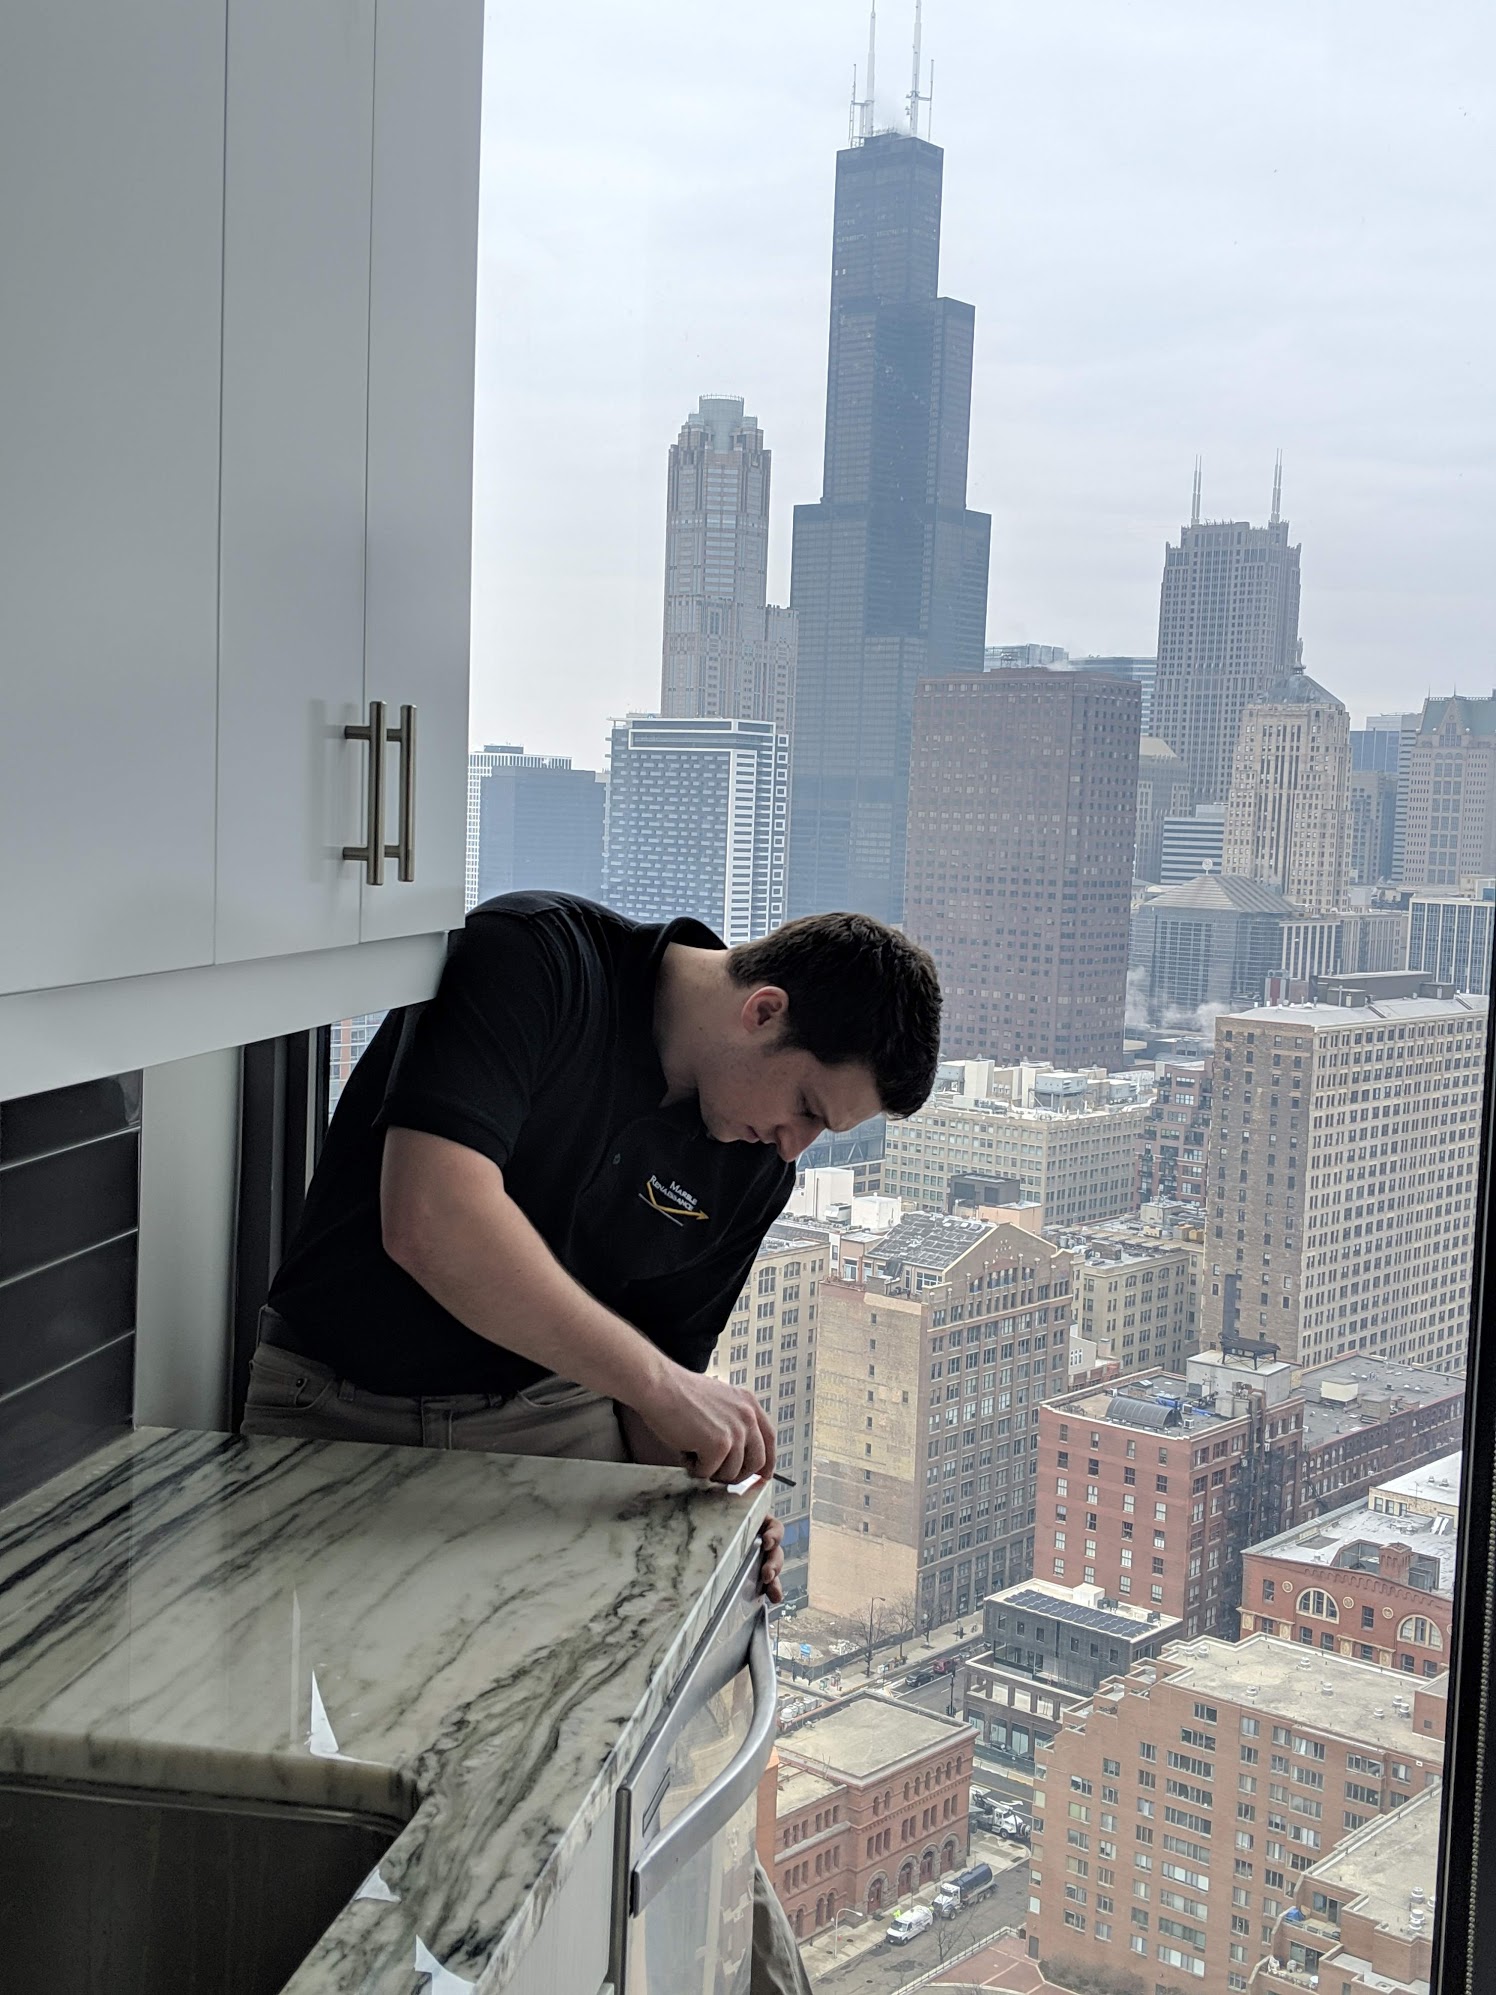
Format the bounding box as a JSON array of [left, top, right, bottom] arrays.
[[758, 1512, 784, 1603], [620, 1407, 785, 1599]]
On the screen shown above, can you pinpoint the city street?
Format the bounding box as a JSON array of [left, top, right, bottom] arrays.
[[802, 1856, 1030, 1995]]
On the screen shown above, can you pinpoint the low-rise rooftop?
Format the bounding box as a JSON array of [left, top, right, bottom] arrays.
[[1297, 1355, 1463, 1451], [1372, 1452, 1462, 1516], [775, 1765, 840, 1817], [1248, 1495, 1458, 1593], [1219, 993, 1487, 1030], [1051, 1371, 1243, 1437], [1146, 1634, 1447, 1753], [778, 1692, 971, 1781], [990, 1580, 1181, 1643], [867, 1212, 991, 1278], [1306, 1783, 1440, 1952]]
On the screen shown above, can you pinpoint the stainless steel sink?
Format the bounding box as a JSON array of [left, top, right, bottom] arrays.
[[0, 1774, 405, 1993]]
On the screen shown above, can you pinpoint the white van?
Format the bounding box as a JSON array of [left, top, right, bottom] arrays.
[[885, 1904, 934, 1945]]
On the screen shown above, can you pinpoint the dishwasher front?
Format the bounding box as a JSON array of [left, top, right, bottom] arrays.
[[610, 1543, 777, 1995]]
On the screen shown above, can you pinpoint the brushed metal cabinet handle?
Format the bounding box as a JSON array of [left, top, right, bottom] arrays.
[[343, 699, 388, 886], [383, 703, 417, 882]]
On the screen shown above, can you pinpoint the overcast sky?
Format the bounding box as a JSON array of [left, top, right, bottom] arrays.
[[469, 1, 1494, 768]]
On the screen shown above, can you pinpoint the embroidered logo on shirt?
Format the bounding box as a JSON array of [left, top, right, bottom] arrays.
[[641, 1175, 710, 1225]]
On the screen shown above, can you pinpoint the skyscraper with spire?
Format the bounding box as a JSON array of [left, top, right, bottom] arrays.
[[659, 395, 797, 735], [786, 12, 990, 923], [1151, 459, 1303, 806]]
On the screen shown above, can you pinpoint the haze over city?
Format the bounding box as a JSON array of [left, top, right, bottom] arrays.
[[470, 0, 1495, 767]]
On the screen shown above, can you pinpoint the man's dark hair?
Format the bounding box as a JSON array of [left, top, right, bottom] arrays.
[[727, 913, 942, 1118]]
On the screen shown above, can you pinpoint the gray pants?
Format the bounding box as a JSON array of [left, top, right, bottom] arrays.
[[242, 1333, 815, 1995]]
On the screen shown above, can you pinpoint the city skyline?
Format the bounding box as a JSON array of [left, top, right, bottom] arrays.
[[471, 2, 1495, 768]]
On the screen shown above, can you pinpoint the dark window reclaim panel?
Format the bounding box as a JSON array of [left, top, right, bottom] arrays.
[[0, 1074, 140, 1504], [0, 1073, 141, 1167]]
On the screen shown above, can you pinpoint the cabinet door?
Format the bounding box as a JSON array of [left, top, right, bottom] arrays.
[[213, 0, 376, 965], [357, 0, 484, 945], [0, 0, 224, 996]]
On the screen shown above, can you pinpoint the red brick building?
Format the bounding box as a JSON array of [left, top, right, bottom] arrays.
[[1294, 1356, 1465, 1517], [1028, 1635, 1446, 1993], [1036, 1355, 1304, 1640], [1255, 1784, 1439, 1995], [1239, 1484, 1456, 1676], [757, 1693, 975, 1939]]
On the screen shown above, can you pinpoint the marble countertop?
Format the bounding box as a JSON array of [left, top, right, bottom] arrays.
[[0, 1428, 769, 1990]]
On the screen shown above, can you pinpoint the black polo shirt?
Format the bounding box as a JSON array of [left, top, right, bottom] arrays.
[[267, 892, 796, 1396]]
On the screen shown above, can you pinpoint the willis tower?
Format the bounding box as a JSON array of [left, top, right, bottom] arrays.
[[788, 18, 990, 923]]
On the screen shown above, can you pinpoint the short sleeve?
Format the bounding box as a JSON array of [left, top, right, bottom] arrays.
[[377, 907, 572, 1169]]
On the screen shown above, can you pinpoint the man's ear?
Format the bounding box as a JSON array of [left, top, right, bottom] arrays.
[[741, 984, 789, 1035]]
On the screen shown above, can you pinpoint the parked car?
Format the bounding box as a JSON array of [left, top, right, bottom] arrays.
[[903, 1666, 937, 1688], [934, 1862, 995, 1917], [885, 1904, 934, 1945]]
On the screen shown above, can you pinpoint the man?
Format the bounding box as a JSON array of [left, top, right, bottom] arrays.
[[243, 889, 942, 1992]]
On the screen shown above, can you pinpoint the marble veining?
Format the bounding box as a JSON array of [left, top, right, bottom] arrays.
[[0, 1428, 768, 1990]]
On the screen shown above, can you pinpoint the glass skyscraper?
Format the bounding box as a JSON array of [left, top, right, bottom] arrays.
[[1151, 512, 1302, 806], [788, 131, 990, 923]]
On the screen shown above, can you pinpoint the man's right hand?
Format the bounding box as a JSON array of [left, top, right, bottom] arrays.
[[630, 1365, 777, 1485]]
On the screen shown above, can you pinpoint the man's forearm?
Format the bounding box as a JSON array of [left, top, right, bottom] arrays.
[[381, 1130, 671, 1409]]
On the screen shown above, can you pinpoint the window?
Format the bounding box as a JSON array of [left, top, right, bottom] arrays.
[[1296, 1589, 1339, 1622]]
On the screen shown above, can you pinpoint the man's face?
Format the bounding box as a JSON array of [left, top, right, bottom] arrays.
[[696, 990, 885, 1162]]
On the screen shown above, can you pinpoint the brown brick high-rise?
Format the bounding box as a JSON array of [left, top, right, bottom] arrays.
[[905, 669, 1141, 1065]]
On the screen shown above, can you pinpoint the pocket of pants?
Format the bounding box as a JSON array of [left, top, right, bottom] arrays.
[[247, 1347, 337, 1414], [513, 1374, 599, 1411]]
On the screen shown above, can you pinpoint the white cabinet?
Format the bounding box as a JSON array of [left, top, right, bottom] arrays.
[[358, 0, 483, 947], [0, 0, 226, 997], [0, 0, 480, 1011], [212, 0, 376, 966]]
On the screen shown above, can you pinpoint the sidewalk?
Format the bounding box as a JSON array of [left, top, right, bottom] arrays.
[[798, 1874, 948, 1979], [776, 1604, 990, 1691], [798, 1851, 1028, 1982]]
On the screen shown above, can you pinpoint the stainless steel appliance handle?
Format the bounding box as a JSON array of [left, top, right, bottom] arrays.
[[630, 1600, 775, 1915], [383, 703, 417, 882], [342, 700, 388, 886]]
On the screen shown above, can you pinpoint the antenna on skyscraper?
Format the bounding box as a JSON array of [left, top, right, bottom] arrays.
[[1191, 457, 1202, 527], [907, 1, 933, 137], [850, 5, 878, 142], [864, 3, 878, 138], [1270, 449, 1283, 525]]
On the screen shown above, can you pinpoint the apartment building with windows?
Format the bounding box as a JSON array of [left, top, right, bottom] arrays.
[[707, 1220, 824, 1552], [1036, 1356, 1305, 1641], [1027, 1635, 1446, 1992], [1135, 1059, 1212, 1206], [1198, 993, 1487, 1371], [1398, 692, 1496, 889], [1061, 1234, 1201, 1378], [905, 668, 1141, 1065], [883, 1091, 1152, 1228], [1254, 1784, 1439, 1995], [1407, 890, 1496, 995], [808, 1212, 1074, 1628], [602, 714, 789, 945]]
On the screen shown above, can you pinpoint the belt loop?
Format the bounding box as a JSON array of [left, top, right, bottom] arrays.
[[338, 1377, 356, 1403]]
